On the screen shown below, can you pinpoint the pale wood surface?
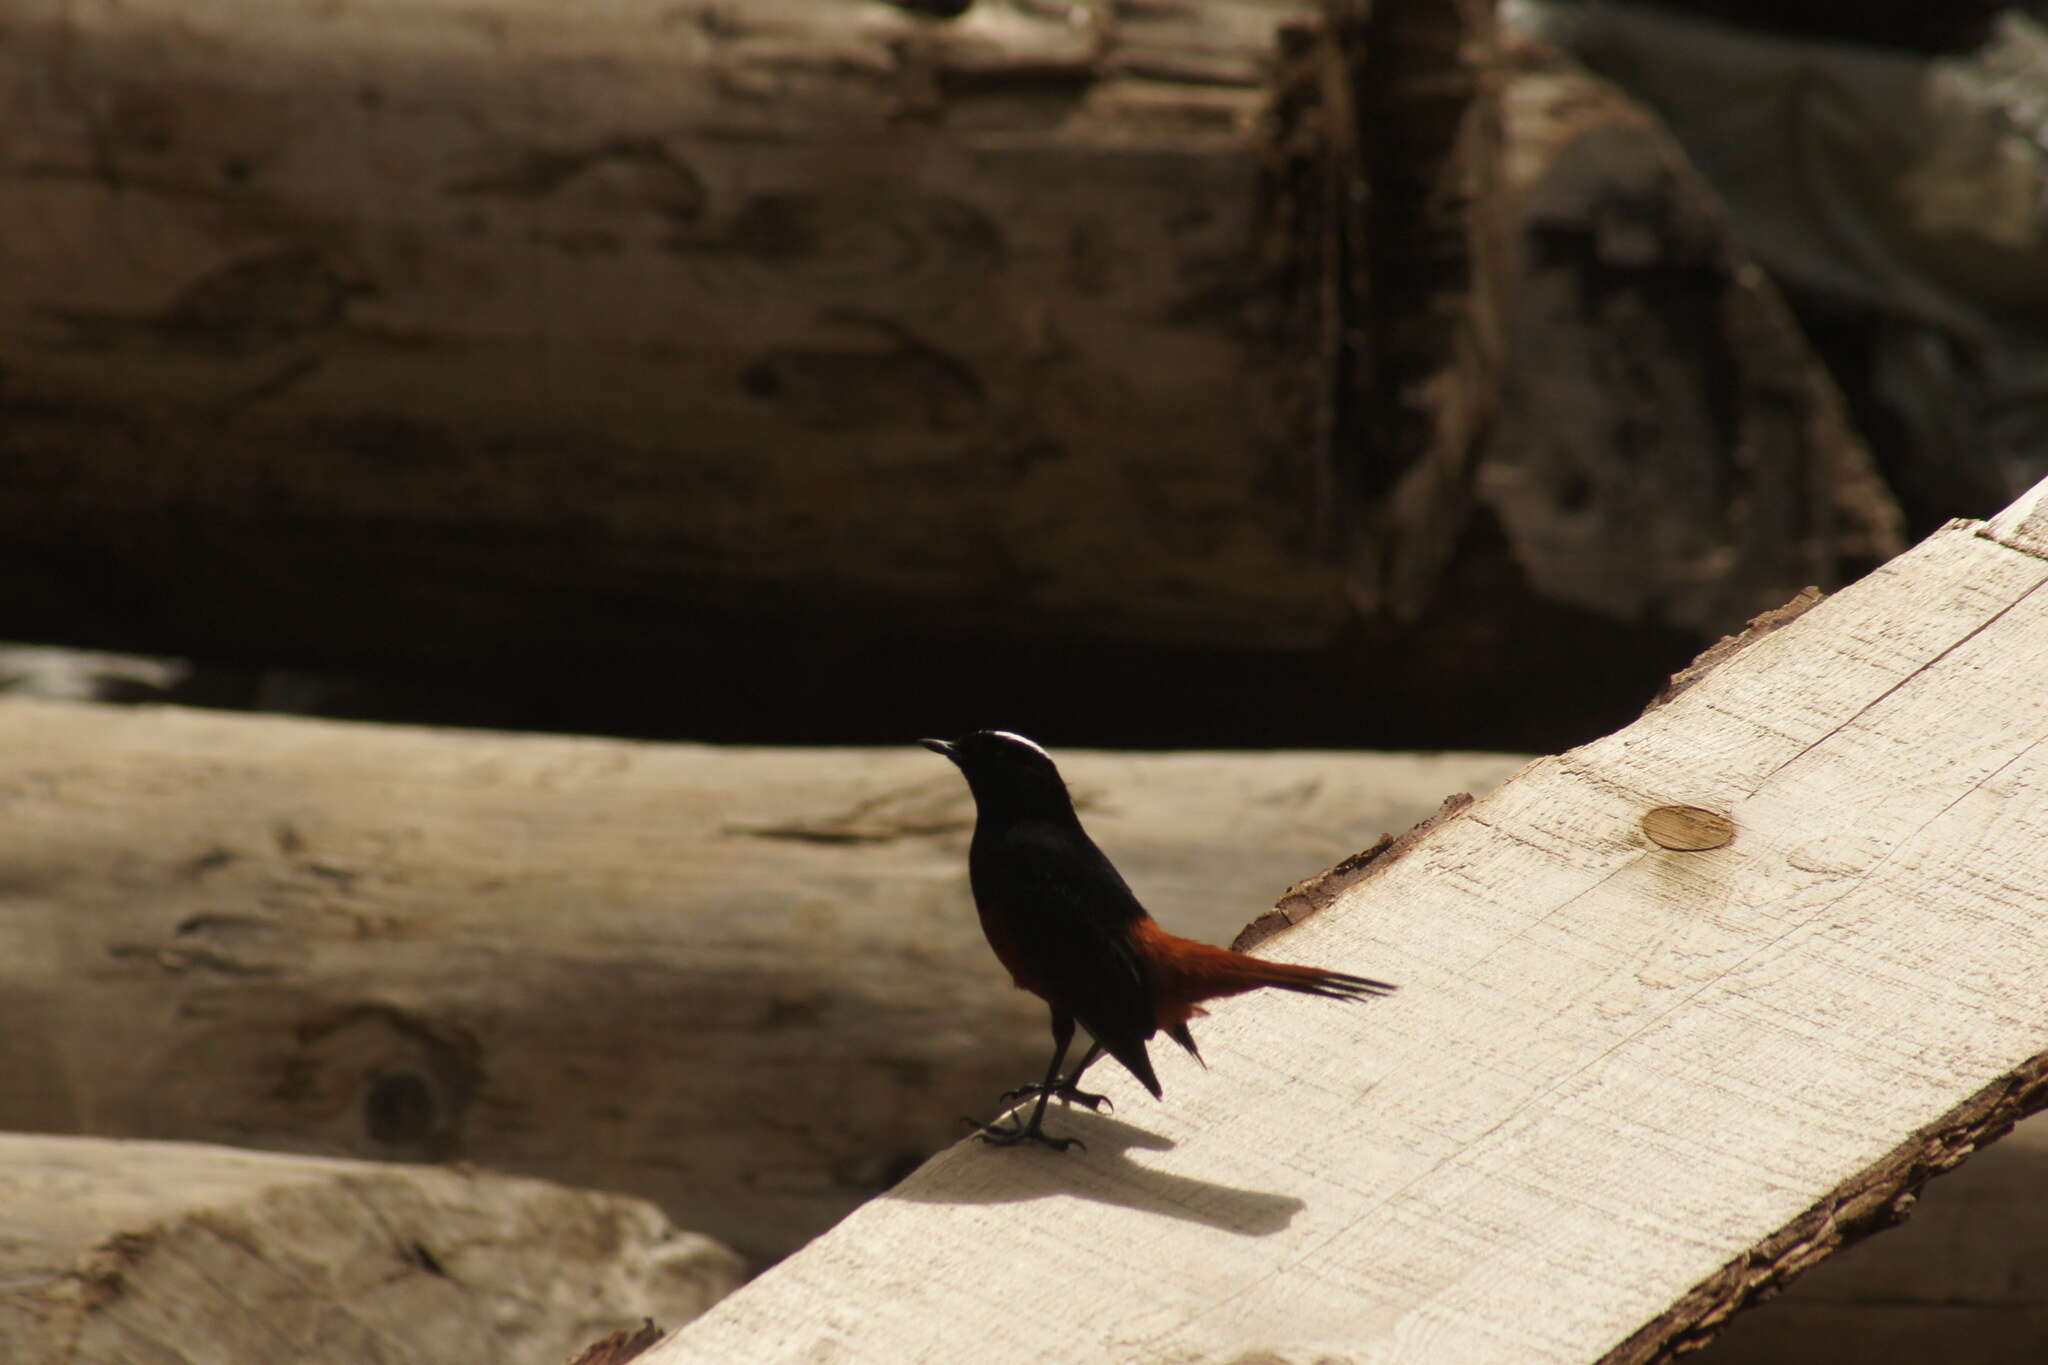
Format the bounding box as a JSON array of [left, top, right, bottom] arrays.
[[0, 1133, 740, 1365], [653, 480, 2048, 1363], [0, 700, 1520, 1264]]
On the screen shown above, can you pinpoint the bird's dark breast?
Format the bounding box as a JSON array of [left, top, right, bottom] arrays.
[[975, 901, 1050, 999]]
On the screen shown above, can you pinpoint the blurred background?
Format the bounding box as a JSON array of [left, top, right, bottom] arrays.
[[6, 0, 2037, 752], [3, 1, 2047, 1360]]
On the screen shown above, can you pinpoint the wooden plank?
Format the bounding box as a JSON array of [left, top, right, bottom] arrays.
[[1984, 477, 2048, 559], [653, 479, 2048, 1363]]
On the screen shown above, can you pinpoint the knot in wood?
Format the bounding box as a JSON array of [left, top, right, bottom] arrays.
[[1641, 804, 1735, 851]]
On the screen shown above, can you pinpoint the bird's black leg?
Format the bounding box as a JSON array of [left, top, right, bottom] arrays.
[[999, 1041, 1112, 1113], [967, 1014, 1086, 1152]]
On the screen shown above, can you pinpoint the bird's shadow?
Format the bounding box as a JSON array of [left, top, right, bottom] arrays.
[[888, 1107, 1304, 1237]]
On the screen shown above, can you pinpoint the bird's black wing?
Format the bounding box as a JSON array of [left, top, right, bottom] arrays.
[[971, 817, 1164, 1095]]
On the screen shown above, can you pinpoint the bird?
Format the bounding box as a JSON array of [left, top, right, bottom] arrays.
[[922, 729, 1397, 1151]]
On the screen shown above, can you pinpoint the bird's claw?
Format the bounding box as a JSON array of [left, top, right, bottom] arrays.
[[960, 1116, 1085, 1153], [996, 1083, 1113, 1114]]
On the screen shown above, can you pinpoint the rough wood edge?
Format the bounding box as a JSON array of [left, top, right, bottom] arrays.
[[1979, 479, 2048, 560], [567, 1320, 666, 1365], [1641, 586, 1827, 714], [1231, 790, 1475, 952], [1646, 481, 2048, 719], [1599, 1050, 2048, 1364]]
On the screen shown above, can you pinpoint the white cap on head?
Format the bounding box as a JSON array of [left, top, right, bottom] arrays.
[[987, 730, 1052, 760]]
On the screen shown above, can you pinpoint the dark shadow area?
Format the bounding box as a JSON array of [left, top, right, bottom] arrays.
[[1626, 0, 2007, 54], [0, 511, 1703, 755], [889, 1110, 1305, 1237]]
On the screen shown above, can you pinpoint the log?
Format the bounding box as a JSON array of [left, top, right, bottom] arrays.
[[0, 1133, 742, 1365], [0, 0, 1496, 661], [0, 700, 1523, 1264], [1277, 0, 1508, 614], [1477, 37, 1903, 637], [650, 477, 2048, 1362], [0, 0, 1902, 757], [1514, 2, 2048, 537]]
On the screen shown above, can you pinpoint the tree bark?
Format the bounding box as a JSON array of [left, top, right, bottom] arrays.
[[1695, 1115, 2048, 1363]]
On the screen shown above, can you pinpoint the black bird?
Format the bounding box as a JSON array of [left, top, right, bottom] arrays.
[[924, 730, 1397, 1151]]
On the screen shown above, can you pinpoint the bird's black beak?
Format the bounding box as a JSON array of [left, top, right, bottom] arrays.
[[919, 737, 955, 758]]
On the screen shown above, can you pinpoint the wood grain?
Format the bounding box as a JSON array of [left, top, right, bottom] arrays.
[[653, 479, 2048, 1362]]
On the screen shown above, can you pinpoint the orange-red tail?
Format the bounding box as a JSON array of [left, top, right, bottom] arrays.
[[1131, 919, 1397, 1031]]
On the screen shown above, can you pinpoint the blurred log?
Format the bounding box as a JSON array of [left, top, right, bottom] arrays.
[[0, 1133, 741, 1365], [0, 1, 1903, 750], [1475, 38, 1904, 637], [0, 0, 1498, 665], [1517, 2, 2048, 540], [1276, 0, 1507, 614], [0, 695, 1524, 1263]]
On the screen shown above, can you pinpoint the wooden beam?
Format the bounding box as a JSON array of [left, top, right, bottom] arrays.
[[653, 478, 2048, 1362]]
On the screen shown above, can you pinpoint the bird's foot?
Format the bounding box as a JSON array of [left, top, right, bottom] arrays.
[[961, 1115, 1084, 1153], [997, 1082, 1113, 1114]]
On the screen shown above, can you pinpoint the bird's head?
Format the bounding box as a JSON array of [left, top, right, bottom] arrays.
[[920, 730, 1074, 818]]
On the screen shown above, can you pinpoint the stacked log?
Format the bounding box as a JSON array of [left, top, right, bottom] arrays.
[[0, 1134, 741, 1365], [0, 694, 1524, 1263], [0, 0, 1893, 719]]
